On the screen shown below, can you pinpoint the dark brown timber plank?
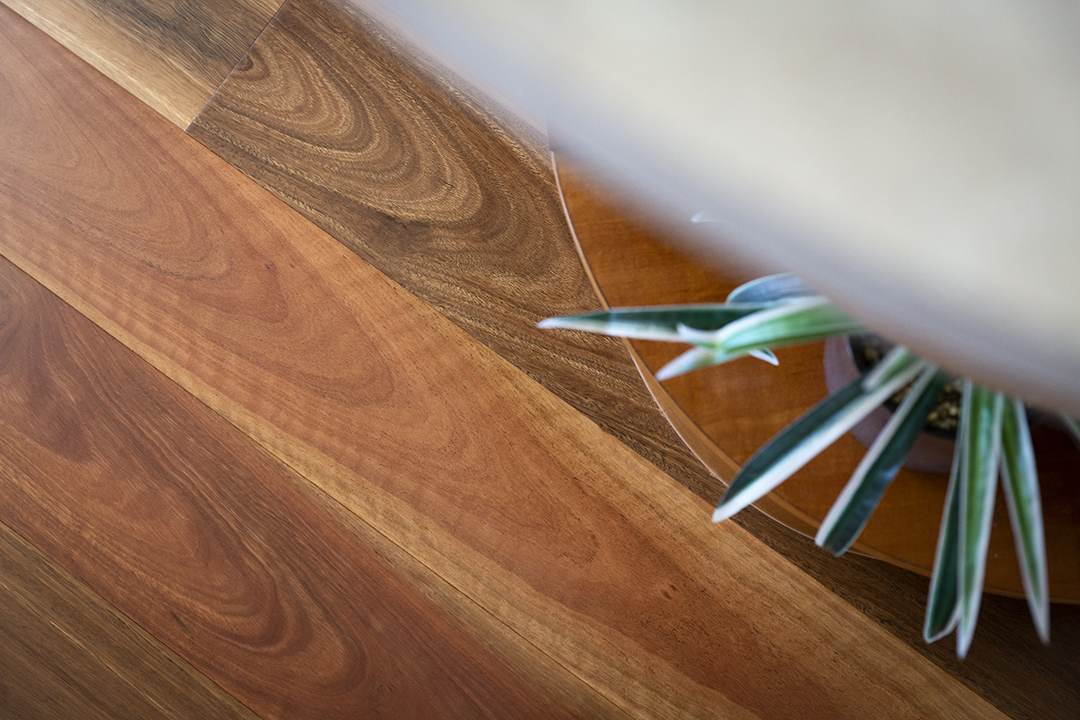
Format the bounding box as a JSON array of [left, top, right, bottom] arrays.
[[186, 0, 729, 507], [1, 0, 284, 126]]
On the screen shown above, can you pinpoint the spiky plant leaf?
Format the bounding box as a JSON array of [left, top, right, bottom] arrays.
[[924, 422, 965, 643], [956, 382, 1005, 659], [713, 348, 924, 522], [656, 297, 867, 380], [672, 325, 779, 366], [748, 349, 780, 365], [705, 296, 867, 354], [1060, 415, 1080, 450], [655, 340, 777, 381], [816, 367, 949, 555], [1001, 399, 1050, 643], [537, 304, 769, 343], [654, 346, 730, 380], [725, 273, 820, 304]]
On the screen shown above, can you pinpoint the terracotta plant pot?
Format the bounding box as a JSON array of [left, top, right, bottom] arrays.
[[823, 336, 955, 473]]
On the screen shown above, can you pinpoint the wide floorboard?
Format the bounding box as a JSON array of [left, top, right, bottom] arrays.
[[1, 1, 1077, 718], [3, 0, 284, 126], [187, 0, 723, 506]]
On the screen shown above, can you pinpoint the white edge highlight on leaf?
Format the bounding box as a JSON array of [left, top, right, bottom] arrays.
[[712, 296, 831, 347], [956, 387, 1004, 660], [748, 349, 780, 366], [536, 317, 685, 343], [655, 346, 727, 380], [675, 323, 721, 346], [1000, 398, 1050, 644], [711, 358, 926, 522], [923, 422, 965, 645], [815, 365, 939, 552]]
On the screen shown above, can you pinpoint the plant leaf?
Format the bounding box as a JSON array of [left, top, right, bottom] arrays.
[[706, 296, 868, 357], [748, 349, 780, 366], [1060, 414, 1080, 450], [956, 382, 1005, 659], [537, 304, 769, 343], [655, 346, 728, 380], [659, 298, 868, 380], [1001, 398, 1050, 643], [725, 273, 820, 304], [713, 348, 923, 522], [817, 367, 949, 555], [924, 414, 966, 643], [673, 324, 780, 368], [655, 342, 777, 381]]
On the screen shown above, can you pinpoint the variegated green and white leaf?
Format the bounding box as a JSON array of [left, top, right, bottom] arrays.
[[725, 273, 820, 304], [713, 348, 924, 522], [924, 419, 965, 644], [1060, 414, 1080, 451], [956, 382, 1005, 659], [537, 304, 769, 343], [655, 340, 777, 381], [1001, 398, 1049, 643], [817, 367, 949, 556], [706, 296, 867, 356], [541, 274, 1053, 656], [655, 297, 866, 379]]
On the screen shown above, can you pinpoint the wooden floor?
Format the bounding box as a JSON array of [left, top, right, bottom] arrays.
[[0, 1, 1077, 718]]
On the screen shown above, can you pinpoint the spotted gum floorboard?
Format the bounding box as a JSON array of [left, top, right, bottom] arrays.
[[1, 0, 284, 126], [0, 6, 1015, 718], [185, 0, 729, 509], [0, 519, 262, 720], [0, 224, 603, 720]]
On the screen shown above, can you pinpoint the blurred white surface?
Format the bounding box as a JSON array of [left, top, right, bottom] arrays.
[[361, 0, 1080, 412]]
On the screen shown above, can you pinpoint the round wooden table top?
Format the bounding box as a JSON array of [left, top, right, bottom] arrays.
[[555, 156, 1080, 603], [364, 0, 1080, 416]]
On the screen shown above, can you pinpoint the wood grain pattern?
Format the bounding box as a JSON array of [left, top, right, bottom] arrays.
[[343, 0, 1080, 422], [185, 0, 730, 508], [1, 0, 283, 126], [555, 155, 1080, 719], [0, 520, 261, 720], [0, 250, 597, 718], [0, 7, 1016, 718], [557, 151, 1080, 603]]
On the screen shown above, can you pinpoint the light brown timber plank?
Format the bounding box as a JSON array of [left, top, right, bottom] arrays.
[[1, 0, 284, 126], [0, 5, 1013, 719], [0, 225, 600, 719], [185, 0, 729, 508]]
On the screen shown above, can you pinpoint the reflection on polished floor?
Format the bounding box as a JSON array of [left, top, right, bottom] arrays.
[[0, 1, 1076, 718]]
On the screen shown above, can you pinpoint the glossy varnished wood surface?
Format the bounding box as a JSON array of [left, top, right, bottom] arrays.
[[554, 157, 1080, 718], [0, 246, 592, 716], [2, 0, 283, 126], [0, 6, 1014, 718], [556, 157, 1080, 603], [0, 520, 261, 720], [185, 0, 729, 508]]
